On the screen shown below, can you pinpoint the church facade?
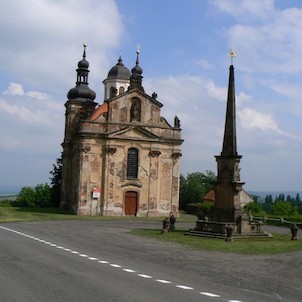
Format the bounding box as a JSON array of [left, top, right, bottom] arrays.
[[60, 46, 183, 216]]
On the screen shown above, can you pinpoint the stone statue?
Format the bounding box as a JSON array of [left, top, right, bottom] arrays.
[[174, 115, 180, 128], [161, 217, 170, 234], [290, 224, 299, 240], [169, 215, 176, 231]]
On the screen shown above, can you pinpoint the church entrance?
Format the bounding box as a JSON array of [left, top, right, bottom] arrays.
[[124, 191, 138, 216]]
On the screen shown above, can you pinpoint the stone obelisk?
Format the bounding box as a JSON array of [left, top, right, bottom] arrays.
[[212, 54, 245, 222]]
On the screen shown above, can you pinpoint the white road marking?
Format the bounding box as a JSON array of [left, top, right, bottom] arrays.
[[176, 285, 194, 290], [138, 274, 152, 278], [0, 226, 245, 302], [123, 269, 136, 273], [200, 292, 220, 297], [156, 279, 171, 284]]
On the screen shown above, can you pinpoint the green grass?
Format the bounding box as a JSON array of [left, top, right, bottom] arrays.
[[0, 207, 78, 222], [131, 229, 302, 255], [0, 207, 196, 223]]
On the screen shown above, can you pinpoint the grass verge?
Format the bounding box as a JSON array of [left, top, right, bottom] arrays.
[[0, 207, 194, 223], [131, 229, 302, 255]]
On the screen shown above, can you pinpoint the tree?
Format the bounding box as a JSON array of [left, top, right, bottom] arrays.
[[34, 183, 52, 207], [14, 184, 52, 207], [15, 187, 36, 207], [180, 170, 216, 206], [244, 202, 264, 216], [49, 154, 62, 207], [263, 194, 273, 211], [269, 201, 298, 216], [179, 174, 188, 210]]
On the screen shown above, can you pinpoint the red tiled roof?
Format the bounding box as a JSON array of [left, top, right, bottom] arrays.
[[89, 103, 108, 121], [202, 190, 215, 202]]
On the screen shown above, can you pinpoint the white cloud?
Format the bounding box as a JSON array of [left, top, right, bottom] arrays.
[[2, 83, 24, 96], [2, 82, 48, 100], [238, 107, 282, 133], [26, 91, 48, 101], [0, 98, 51, 126], [217, 3, 302, 74], [205, 81, 227, 102], [212, 0, 275, 20], [0, 0, 123, 93]]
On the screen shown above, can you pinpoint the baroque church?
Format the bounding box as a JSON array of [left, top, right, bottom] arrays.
[[60, 45, 183, 216]]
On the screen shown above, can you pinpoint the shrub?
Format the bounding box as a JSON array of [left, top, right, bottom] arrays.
[[15, 187, 36, 207], [186, 202, 213, 217], [14, 183, 53, 207]]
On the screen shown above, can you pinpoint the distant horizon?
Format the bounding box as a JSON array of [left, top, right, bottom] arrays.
[[0, 184, 301, 199]]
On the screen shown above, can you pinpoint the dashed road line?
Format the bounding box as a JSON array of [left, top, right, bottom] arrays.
[[98, 260, 109, 264], [176, 285, 194, 290], [201, 292, 220, 297], [0, 225, 244, 302], [138, 274, 152, 278], [123, 268, 136, 273], [156, 279, 171, 284]]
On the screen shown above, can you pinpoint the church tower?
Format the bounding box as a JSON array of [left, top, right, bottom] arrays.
[[212, 62, 245, 222], [61, 45, 97, 211], [103, 56, 131, 100]]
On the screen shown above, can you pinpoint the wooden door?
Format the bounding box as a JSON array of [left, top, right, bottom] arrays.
[[125, 191, 138, 216]]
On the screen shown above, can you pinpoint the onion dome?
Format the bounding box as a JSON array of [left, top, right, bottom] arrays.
[[107, 56, 131, 80], [67, 44, 96, 101], [128, 47, 144, 92], [131, 54, 143, 75]]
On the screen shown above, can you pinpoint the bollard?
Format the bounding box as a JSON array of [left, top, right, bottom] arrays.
[[169, 215, 176, 231], [225, 224, 234, 242], [161, 217, 170, 234], [290, 224, 299, 240]]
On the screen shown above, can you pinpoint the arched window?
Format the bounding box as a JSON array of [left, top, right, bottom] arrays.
[[110, 86, 117, 98], [119, 86, 125, 94], [127, 148, 138, 178]]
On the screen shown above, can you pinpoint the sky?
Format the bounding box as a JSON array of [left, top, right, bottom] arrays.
[[1, 0, 302, 192]]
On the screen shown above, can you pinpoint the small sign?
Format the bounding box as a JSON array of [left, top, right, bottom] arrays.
[[92, 187, 101, 199]]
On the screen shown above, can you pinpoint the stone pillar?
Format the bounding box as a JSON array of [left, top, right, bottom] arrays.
[[147, 150, 161, 216]]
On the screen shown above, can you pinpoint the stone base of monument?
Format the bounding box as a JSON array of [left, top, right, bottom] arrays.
[[185, 219, 273, 239]]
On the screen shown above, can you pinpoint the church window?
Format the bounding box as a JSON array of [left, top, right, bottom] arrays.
[[119, 86, 125, 94], [110, 86, 117, 98], [127, 148, 138, 178], [130, 98, 141, 122]]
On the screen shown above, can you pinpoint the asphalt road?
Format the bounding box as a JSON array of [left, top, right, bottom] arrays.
[[0, 220, 301, 302]]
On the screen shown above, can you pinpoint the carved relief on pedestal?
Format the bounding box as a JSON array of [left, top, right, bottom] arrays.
[[149, 150, 161, 157]]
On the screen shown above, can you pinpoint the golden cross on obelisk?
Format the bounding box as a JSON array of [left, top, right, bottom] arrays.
[[228, 49, 236, 65]]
